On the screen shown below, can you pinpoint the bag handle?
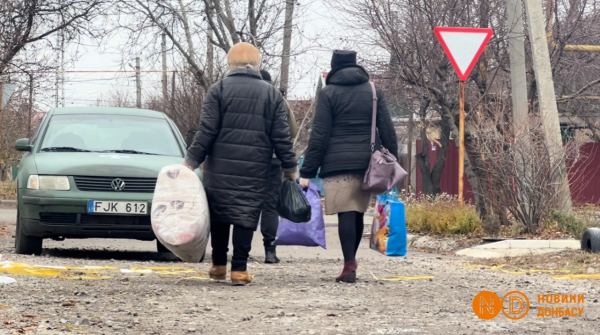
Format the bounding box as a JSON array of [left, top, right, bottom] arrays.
[[369, 81, 377, 152]]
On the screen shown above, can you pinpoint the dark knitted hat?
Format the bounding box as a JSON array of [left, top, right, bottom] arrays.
[[330, 50, 357, 72], [260, 70, 272, 83]]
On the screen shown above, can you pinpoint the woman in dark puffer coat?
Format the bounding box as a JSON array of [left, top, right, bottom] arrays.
[[300, 50, 398, 283], [184, 42, 297, 285]]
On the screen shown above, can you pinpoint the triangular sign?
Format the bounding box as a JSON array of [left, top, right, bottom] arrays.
[[434, 27, 493, 81]]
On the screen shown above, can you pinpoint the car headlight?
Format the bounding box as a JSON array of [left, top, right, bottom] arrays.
[[27, 175, 70, 191]]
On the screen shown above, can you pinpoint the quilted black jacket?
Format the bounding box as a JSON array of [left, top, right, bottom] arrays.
[[300, 66, 398, 179], [186, 68, 297, 230]]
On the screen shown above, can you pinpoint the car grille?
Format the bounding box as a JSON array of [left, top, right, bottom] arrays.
[[39, 213, 151, 230], [79, 214, 151, 226], [73, 176, 157, 193], [39, 213, 78, 224]]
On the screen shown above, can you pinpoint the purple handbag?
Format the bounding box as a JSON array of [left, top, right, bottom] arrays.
[[275, 183, 326, 249], [362, 82, 408, 194]]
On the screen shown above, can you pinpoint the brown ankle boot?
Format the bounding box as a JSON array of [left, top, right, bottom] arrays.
[[209, 265, 226, 280], [336, 260, 358, 283], [231, 271, 253, 286]]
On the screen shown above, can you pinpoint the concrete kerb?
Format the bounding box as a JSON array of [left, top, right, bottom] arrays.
[[456, 239, 580, 258]]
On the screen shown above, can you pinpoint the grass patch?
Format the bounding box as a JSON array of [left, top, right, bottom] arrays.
[[406, 199, 482, 236], [0, 181, 16, 200]]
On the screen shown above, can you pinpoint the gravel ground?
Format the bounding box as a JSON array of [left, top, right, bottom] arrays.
[[1, 220, 600, 335]]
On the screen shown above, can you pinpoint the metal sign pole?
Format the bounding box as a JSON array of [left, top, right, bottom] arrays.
[[434, 27, 493, 205], [459, 81, 465, 206]]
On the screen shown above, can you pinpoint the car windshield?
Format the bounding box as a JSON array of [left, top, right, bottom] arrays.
[[40, 114, 183, 157]]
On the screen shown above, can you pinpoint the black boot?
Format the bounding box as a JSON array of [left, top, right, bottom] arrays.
[[265, 246, 280, 264]]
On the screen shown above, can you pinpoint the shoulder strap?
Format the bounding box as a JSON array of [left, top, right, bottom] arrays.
[[369, 81, 377, 151]]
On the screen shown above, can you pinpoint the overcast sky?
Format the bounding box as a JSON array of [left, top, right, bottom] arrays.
[[35, 1, 387, 112]]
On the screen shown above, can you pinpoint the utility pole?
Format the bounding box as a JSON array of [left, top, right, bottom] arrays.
[[161, 33, 168, 113], [171, 71, 176, 113], [55, 47, 59, 108], [28, 73, 34, 137], [279, 0, 295, 97], [406, 110, 414, 191], [135, 57, 142, 108], [523, 0, 572, 212], [507, 0, 530, 213], [206, 5, 214, 83], [60, 27, 65, 107], [507, 0, 529, 128]]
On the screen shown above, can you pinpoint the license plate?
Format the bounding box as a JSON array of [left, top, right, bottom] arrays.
[[87, 200, 148, 215]]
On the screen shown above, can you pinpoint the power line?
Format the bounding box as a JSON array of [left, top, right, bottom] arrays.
[[30, 70, 180, 74]]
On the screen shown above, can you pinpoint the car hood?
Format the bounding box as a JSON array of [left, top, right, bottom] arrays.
[[33, 152, 185, 178]]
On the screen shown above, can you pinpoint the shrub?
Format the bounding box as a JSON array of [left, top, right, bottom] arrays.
[[551, 206, 600, 240], [406, 200, 482, 236]]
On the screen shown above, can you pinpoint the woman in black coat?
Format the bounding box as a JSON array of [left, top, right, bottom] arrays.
[[300, 50, 398, 283], [184, 42, 297, 285]]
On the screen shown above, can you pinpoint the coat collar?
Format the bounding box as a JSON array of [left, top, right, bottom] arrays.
[[227, 67, 262, 79]]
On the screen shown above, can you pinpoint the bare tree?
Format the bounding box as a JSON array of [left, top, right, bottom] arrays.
[[469, 112, 587, 233], [112, 0, 313, 91], [0, 88, 43, 180], [103, 70, 204, 147], [0, 0, 105, 75], [332, 0, 600, 232]]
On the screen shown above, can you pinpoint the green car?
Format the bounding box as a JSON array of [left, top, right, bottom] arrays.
[[14, 107, 197, 255]]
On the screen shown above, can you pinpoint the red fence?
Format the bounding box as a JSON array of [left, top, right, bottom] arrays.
[[415, 140, 600, 205]]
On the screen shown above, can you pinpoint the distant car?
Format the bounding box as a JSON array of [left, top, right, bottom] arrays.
[[14, 107, 197, 255]]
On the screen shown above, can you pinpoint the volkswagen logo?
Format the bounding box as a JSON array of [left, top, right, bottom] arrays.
[[111, 178, 126, 191]]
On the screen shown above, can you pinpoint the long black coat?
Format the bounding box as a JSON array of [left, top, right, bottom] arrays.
[[300, 66, 398, 179], [186, 68, 297, 230]]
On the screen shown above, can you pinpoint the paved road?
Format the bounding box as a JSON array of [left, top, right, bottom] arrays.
[[0, 208, 15, 225]]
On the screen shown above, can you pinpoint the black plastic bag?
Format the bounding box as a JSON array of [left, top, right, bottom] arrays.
[[277, 178, 312, 223]]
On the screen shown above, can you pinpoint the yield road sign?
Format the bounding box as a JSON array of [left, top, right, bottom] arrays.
[[434, 27, 493, 81]]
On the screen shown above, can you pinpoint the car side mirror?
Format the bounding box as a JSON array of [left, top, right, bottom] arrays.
[[15, 138, 32, 152]]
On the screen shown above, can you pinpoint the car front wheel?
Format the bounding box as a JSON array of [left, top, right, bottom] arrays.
[[15, 206, 43, 255]]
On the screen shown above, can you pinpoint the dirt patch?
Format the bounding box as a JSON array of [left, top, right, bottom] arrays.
[[472, 250, 600, 275], [408, 234, 481, 254], [0, 223, 13, 238]]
